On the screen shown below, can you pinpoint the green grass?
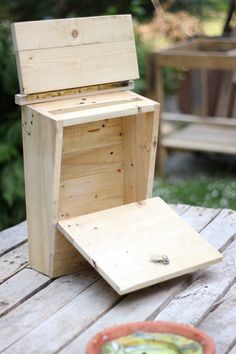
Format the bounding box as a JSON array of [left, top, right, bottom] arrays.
[[153, 177, 236, 210]]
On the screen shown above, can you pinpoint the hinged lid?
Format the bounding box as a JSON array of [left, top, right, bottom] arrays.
[[11, 15, 139, 96], [57, 197, 222, 295]]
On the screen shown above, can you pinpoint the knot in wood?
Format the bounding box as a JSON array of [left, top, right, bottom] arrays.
[[71, 29, 79, 38]]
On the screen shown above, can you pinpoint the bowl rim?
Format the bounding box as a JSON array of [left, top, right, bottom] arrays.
[[86, 321, 215, 354]]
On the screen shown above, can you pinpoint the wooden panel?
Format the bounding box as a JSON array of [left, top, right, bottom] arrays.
[[58, 171, 124, 219], [62, 118, 123, 154], [200, 282, 236, 354], [17, 40, 139, 94], [0, 244, 28, 284], [0, 268, 50, 317], [33, 90, 138, 112], [123, 116, 136, 202], [12, 15, 134, 51], [15, 81, 135, 106], [31, 91, 157, 127], [58, 119, 124, 220], [162, 124, 236, 154], [0, 220, 27, 256], [0, 270, 99, 353], [123, 107, 159, 203], [61, 148, 123, 181], [157, 239, 236, 325], [12, 16, 139, 94], [22, 107, 84, 277], [58, 99, 155, 127], [57, 197, 222, 295]]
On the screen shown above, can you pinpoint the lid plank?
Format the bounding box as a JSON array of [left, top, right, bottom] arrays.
[[11, 15, 139, 95], [57, 197, 222, 295]]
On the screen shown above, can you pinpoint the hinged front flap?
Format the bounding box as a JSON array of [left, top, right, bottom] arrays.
[[12, 15, 139, 95], [57, 197, 222, 295]]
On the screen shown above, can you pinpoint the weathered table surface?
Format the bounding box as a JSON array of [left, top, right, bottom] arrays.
[[0, 204, 236, 354]]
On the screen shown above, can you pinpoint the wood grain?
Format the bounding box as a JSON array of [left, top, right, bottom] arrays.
[[12, 15, 134, 51], [12, 15, 139, 94], [0, 270, 98, 352], [21, 107, 85, 277], [0, 268, 50, 317], [0, 244, 28, 284], [57, 197, 222, 295], [17, 41, 138, 94], [157, 239, 236, 325], [0, 221, 27, 256], [200, 282, 236, 354]]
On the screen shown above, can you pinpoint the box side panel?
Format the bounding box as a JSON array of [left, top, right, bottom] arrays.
[[123, 105, 159, 203], [22, 107, 85, 276], [22, 107, 62, 274]]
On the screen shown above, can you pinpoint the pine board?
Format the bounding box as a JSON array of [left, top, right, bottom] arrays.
[[0, 268, 50, 317], [200, 282, 236, 354], [12, 15, 139, 94], [57, 197, 222, 295], [12, 15, 134, 51], [0, 270, 98, 352], [17, 41, 139, 94], [0, 221, 27, 256], [0, 244, 28, 284], [157, 239, 236, 325], [3, 279, 118, 354]]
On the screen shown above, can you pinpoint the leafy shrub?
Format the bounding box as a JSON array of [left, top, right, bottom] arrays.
[[0, 24, 25, 230]]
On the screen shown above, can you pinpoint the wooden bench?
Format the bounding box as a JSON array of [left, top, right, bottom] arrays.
[[148, 37, 236, 174], [0, 204, 236, 353]]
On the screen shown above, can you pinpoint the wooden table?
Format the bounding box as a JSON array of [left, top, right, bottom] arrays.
[[1, 204, 236, 353]]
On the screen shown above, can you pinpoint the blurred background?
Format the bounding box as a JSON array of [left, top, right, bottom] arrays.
[[0, 0, 235, 230]]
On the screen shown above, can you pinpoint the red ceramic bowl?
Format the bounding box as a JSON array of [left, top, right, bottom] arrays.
[[86, 321, 215, 354]]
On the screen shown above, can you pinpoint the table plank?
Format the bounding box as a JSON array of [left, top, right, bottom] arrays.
[[157, 239, 236, 325], [4, 279, 118, 354], [200, 283, 236, 354], [179, 205, 220, 232], [200, 209, 236, 251], [156, 209, 236, 325], [169, 204, 190, 214], [61, 279, 190, 354], [0, 269, 98, 352], [0, 244, 28, 284], [0, 221, 27, 256], [0, 268, 50, 317], [228, 344, 236, 354]]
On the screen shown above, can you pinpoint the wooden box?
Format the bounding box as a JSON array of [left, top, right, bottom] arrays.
[[12, 16, 222, 295]]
